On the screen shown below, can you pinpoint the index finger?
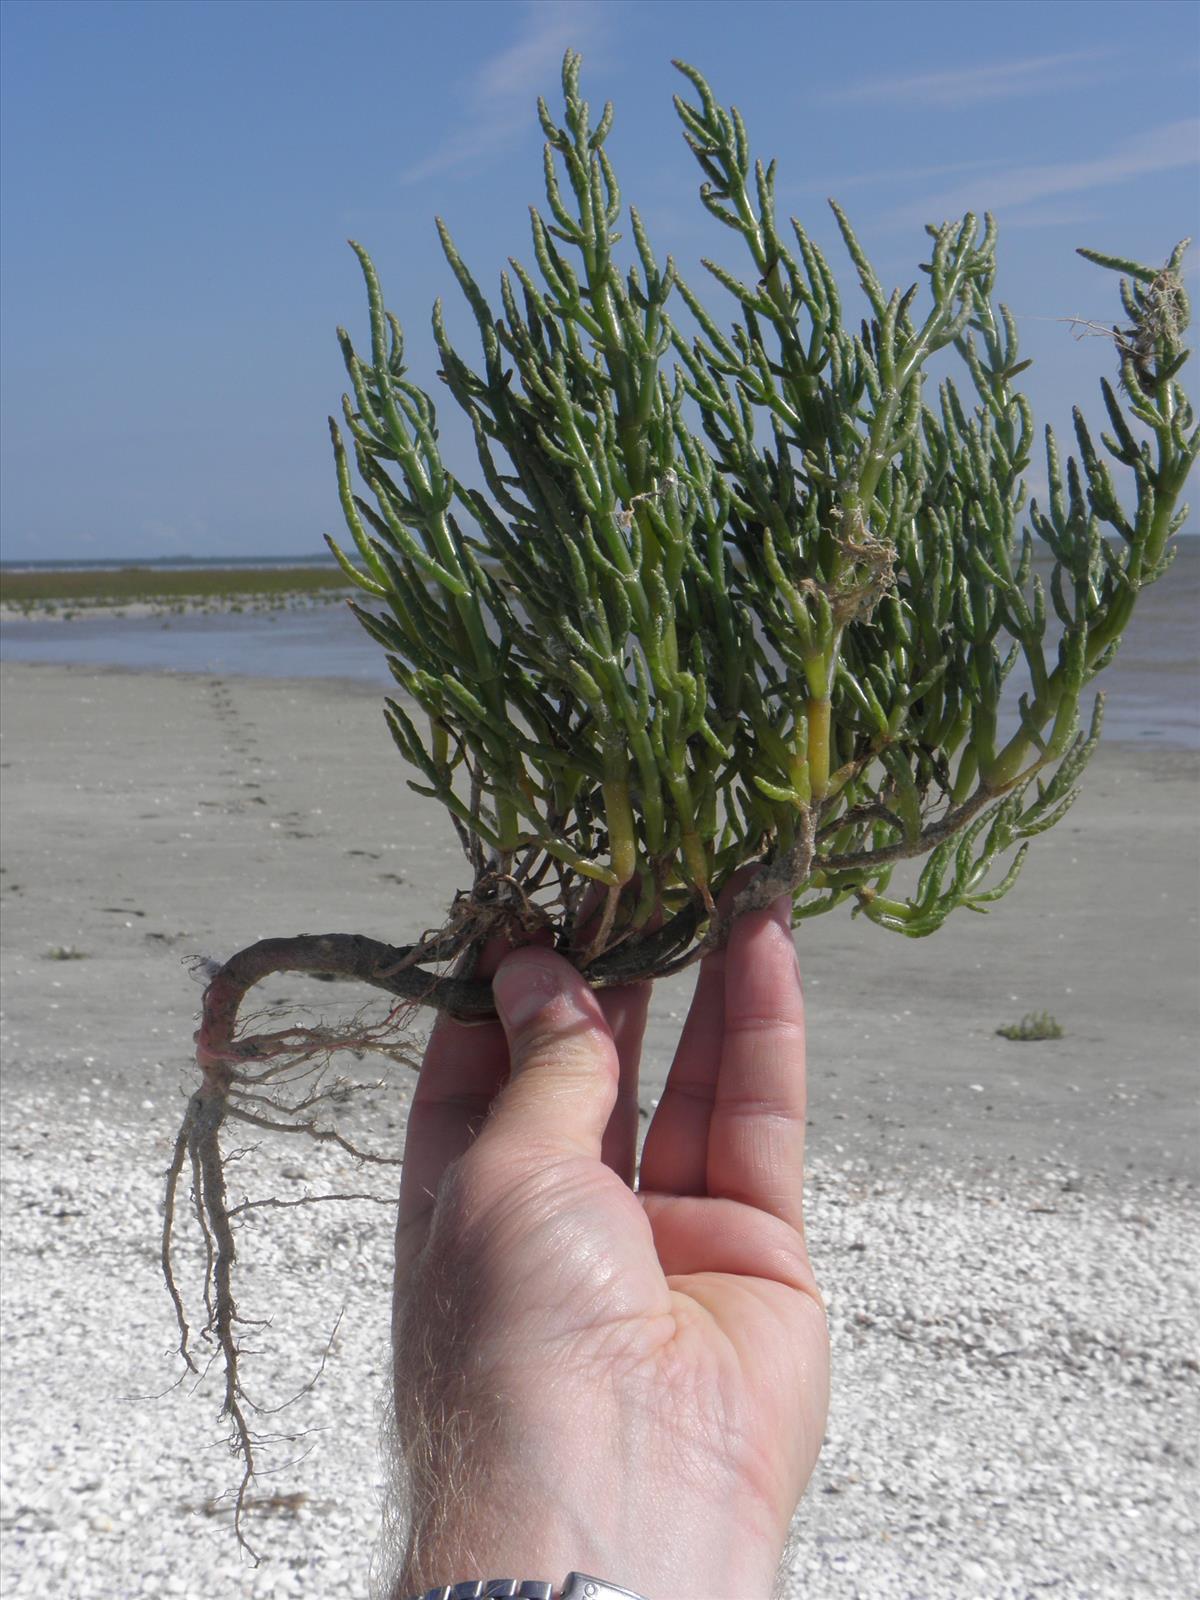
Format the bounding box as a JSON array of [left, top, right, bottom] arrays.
[[707, 893, 808, 1234]]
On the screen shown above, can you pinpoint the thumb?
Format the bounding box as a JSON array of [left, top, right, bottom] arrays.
[[486, 945, 619, 1158]]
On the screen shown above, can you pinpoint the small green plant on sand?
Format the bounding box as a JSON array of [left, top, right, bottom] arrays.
[[997, 1011, 1065, 1042], [166, 54, 1196, 1549]]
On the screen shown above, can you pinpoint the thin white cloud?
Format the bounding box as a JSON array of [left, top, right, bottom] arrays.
[[400, 1, 608, 185], [988, 202, 1105, 231], [785, 157, 1003, 198], [884, 119, 1200, 228], [825, 49, 1116, 109]]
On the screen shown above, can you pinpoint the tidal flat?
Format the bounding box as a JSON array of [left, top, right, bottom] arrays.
[[0, 661, 1196, 1598]]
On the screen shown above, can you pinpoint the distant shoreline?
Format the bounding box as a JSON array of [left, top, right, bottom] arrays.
[[0, 552, 340, 574], [4, 534, 1199, 578], [0, 563, 353, 616]]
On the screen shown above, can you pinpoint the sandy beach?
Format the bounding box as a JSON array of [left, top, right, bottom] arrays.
[[2, 660, 1198, 1598]]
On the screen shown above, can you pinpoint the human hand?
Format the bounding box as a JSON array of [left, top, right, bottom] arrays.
[[390, 886, 829, 1600]]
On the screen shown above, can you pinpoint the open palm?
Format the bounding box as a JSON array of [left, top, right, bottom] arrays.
[[392, 887, 829, 1600]]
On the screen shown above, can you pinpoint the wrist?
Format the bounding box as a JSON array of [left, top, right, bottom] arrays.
[[400, 1579, 649, 1600], [397, 1452, 784, 1600]]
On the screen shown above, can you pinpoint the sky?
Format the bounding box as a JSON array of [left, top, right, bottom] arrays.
[[1, 0, 1197, 562]]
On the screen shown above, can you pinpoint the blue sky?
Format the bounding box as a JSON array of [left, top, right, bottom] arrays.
[[1, 0, 1197, 561]]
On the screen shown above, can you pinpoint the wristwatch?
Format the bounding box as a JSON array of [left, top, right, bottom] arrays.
[[404, 1575, 647, 1599]]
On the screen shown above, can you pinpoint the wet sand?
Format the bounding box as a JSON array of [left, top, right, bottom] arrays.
[[2, 660, 1196, 1183]]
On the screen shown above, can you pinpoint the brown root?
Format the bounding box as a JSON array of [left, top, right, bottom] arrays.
[[163, 991, 415, 1559], [165, 853, 824, 1550]]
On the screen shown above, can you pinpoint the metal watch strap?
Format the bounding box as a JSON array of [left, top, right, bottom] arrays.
[[405, 1573, 647, 1600], [403, 1583, 553, 1600]]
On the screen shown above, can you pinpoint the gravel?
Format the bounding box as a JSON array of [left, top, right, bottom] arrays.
[[787, 1165, 1198, 1598], [2, 1079, 1197, 1600]]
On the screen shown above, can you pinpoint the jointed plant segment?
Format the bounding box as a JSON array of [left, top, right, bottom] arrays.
[[169, 55, 1195, 1548], [326, 54, 1194, 967]]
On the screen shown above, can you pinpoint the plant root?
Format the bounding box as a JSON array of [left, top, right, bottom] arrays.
[[162, 835, 859, 1546], [164, 985, 415, 1560]]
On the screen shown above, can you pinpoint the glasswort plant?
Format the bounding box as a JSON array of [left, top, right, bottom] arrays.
[[168, 54, 1195, 1547], [323, 54, 1194, 968]]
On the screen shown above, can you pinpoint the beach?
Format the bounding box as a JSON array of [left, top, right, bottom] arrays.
[[1, 658, 1198, 1598]]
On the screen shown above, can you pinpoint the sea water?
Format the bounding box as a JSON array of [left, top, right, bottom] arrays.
[[2, 545, 1197, 749]]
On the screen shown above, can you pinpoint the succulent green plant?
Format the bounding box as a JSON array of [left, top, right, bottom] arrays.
[[997, 1011, 1066, 1042], [172, 54, 1193, 1545], [324, 53, 1194, 981]]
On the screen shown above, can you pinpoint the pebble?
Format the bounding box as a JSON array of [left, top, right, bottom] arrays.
[[2, 1091, 1197, 1600]]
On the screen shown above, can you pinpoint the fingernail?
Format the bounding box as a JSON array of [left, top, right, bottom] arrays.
[[770, 892, 794, 931], [492, 949, 563, 1033]]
